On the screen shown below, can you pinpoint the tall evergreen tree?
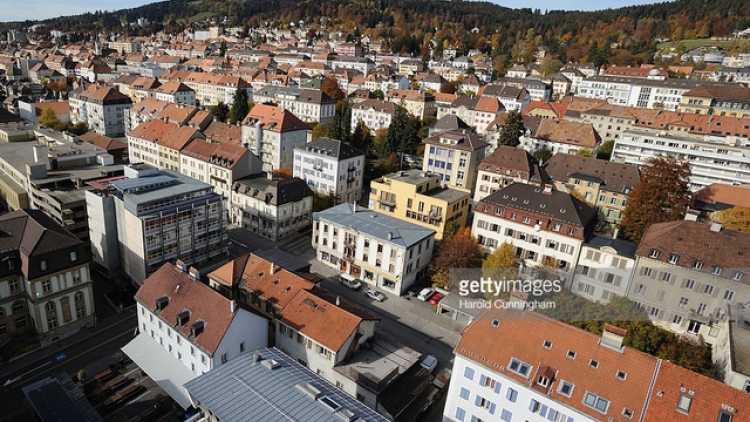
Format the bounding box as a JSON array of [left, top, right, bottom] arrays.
[[498, 110, 525, 147], [230, 88, 249, 124], [620, 155, 691, 241]]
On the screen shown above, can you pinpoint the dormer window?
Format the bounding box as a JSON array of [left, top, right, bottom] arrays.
[[589, 359, 599, 369], [70, 251, 77, 262], [668, 254, 679, 264], [693, 261, 704, 270], [39, 260, 47, 271], [677, 395, 692, 414], [543, 340, 552, 349], [649, 249, 660, 258], [712, 266, 722, 276], [566, 350, 577, 360], [616, 370, 627, 380], [536, 375, 549, 387]]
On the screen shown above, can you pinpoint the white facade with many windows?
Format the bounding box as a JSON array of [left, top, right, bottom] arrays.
[[444, 354, 598, 422], [293, 138, 365, 204]]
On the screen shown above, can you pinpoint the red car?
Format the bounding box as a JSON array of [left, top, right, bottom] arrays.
[[428, 293, 445, 306]]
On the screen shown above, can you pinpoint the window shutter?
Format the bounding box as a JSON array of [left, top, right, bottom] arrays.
[[586, 250, 593, 260], [694, 282, 703, 292], [529, 399, 538, 412], [601, 290, 609, 300], [479, 374, 487, 386], [494, 382, 502, 394], [614, 276, 622, 287], [712, 288, 719, 298], [489, 403, 496, 415], [588, 268, 597, 279], [540, 404, 548, 417], [475, 396, 482, 406]]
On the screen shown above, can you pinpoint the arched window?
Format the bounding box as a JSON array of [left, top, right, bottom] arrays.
[[74, 292, 84, 302]]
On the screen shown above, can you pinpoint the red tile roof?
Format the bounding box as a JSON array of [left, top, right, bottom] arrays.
[[643, 361, 750, 422], [457, 306, 659, 422], [694, 183, 750, 208], [535, 119, 600, 148], [135, 263, 239, 355], [241, 104, 309, 132]]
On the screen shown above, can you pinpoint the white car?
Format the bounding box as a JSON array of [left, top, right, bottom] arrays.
[[417, 288, 435, 301], [340, 274, 362, 290], [364, 288, 386, 302]]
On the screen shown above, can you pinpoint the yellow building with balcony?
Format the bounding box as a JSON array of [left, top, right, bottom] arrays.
[[369, 169, 470, 240]]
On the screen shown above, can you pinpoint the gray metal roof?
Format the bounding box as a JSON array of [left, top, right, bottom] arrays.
[[314, 203, 435, 248], [22, 374, 105, 422], [584, 234, 638, 258], [184, 347, 390, 422], [111, 171, 218, 214]]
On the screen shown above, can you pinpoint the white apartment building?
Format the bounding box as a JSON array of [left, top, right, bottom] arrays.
[[350, 99, 396, 134], [125, 262, 267, 408], [86, 165, 228, 286], [230, 175, 313, 241], [313, 203, 435, 295], [611, 129, 750, 190], [241, 104, 310, 173], [471, 183, 597, 282], [443, 307, 660, 422], [69, 85, 133, 137], [571, 236, 637, 304], [155, 82, 196, 106], [251, 86, 337, 124], [293, 137, 365, 203]]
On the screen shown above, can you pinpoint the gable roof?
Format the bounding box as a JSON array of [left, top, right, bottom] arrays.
[[534, 119, 600, 148], [135, 263, 239, 355], [241, 104, 309, 132], [457, 306, 659, 422], [693, 183, 750, 209], [0, 209, 88, 280], [636, 221, 750, 282], [277, 290, 363, 352], [544, 154, 639, 195], [478, 183, 597, 228]]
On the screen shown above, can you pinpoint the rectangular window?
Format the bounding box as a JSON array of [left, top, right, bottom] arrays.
[[583, 391, 610, 413], [459, 387, 470, 400], [500, 409, 512, 422], [506, 388, 518, 402], [508, 358, 531, 377], [464, 366, 475, 380], [455, 408, 466, 422]]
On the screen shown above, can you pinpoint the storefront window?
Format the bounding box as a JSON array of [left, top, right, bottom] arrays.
[[383, 279, 396, 290]]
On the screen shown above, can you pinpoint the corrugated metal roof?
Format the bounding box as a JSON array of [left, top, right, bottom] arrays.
[[184, 347, 389, 422]]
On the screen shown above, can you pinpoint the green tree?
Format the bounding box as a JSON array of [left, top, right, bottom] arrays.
[[350, 121, 372, 154], [382, 105, 412, 158], [575, 148, 594, 158], [597, 140, 615, 160], [498, 110, 525, 147], [534, 149, 553, 163], [229, 89, 250, 124], [441, 221, 461, 240], [68, 121, 88, 135], [372, 89, 384, 100], [312, 190, 336, 211], [312, 122, 329, 139], [211, 102, 229, 123], [620, 155, 691, 241]]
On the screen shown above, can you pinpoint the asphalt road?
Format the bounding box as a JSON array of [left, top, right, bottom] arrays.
[[0, 312, 138, 422]]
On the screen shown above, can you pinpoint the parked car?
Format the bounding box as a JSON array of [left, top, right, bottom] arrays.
[[420, 354, 438, 373], [339, 274, 362, 290], [364, 288, 386, 302], [407, 284, 423, 297], [428, 293, 445, 306], [417, 288, 435, 301]]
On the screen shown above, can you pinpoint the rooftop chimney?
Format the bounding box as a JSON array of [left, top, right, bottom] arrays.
[[188, 266, 200, 280], [387, 232, 393, 240], [543, 184, 553, 194], [270, 262, 276, 274], [230, 300, 238, 313], [336, 296, 341, 306], [709, 222, 723, 232], [601, 323, 626, 351], [684, 209, 699, 222]]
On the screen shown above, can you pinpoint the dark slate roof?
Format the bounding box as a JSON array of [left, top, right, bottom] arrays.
[[22, 374, 104, 422], [184, 347, 390, 422], [422, 129, 489, 152], [297, 137, 364, 160], [233, 176, 313, 206], [0, 209, 89, 280], [431, 114, 471, 132], [480, 183, 597, 227], [0, 107, 24, 124], [584, 234, 637, 258], [544, 154, 640, 195]]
